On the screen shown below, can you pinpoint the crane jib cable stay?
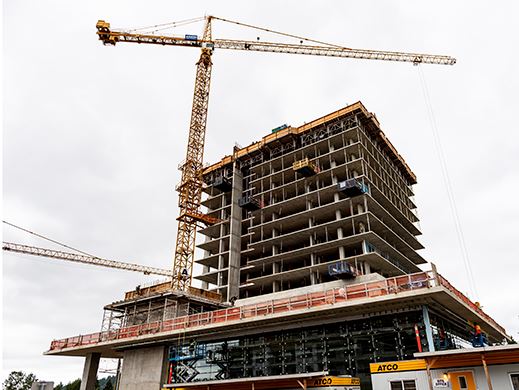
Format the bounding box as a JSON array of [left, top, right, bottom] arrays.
[[95, 16, 456, 294]]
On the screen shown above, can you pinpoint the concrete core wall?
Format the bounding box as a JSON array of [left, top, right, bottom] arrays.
[[119, 346, 168, 390]]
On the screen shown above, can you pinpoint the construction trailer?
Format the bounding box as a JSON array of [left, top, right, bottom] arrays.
[[370, 344, 519, 390], [45, 102, 511, 390]]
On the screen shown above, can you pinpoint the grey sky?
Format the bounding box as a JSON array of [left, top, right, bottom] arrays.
[[3, 0, 519, 384]]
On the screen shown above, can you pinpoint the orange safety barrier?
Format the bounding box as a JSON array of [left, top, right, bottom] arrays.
[[47, 271, 499, 352]]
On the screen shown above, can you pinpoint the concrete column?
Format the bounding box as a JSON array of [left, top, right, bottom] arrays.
[[80, 353, 100, 390], [227, 165, 243, 302], [422, 305, 435, 352], [119, 346, 169, 390], [337, 227, 343, 239], [338, 246, 346, 259], [273, 262, 281, 292], [217, 222, 225, 284], [357, 204, 364, 214], [202, 248, 210, 290], [310, 253, 317, 285]]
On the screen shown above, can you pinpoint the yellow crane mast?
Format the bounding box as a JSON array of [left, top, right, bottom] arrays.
[[95, 16, 455, 292]]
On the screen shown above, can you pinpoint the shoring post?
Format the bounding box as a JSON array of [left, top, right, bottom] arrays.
[[425, 359, 434, 390], [481, 353, 493, 390]]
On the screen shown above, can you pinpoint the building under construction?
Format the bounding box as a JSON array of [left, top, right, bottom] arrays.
[[45, 102, 511, 390]]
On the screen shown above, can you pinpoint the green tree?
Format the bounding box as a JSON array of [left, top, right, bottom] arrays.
[[3, 371, 37, 390], [63, 379, 81, 390], [103, 381, 114, 390]]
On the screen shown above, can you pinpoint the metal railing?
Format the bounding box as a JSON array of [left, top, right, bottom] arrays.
[[48, 271, 499, 351], [437, 275, 506, 335]]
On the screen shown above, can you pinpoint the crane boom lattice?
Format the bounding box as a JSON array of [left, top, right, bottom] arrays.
[[2, 242, 173, 277]]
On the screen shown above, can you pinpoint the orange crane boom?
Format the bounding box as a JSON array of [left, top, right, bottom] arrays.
[[95, 16, 455, 293]]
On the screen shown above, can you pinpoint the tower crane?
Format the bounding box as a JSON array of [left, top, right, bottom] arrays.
[[95, 16, 456, 292], [2, 242, 173, 277]]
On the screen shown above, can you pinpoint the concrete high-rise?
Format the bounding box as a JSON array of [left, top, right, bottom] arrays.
[[45, 102, 511, 390], [198, 101, 424, 301]]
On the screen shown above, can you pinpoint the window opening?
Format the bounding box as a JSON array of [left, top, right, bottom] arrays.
[[390, 379, 416, 390], [510, 373, 519, 390]]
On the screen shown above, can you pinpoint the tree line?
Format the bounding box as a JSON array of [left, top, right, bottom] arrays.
[[3, 371, 116, 390]]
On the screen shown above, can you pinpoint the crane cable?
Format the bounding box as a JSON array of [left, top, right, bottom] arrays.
[[123, 16, 206, 34], [120, 15, 352, 49], [2, 220, 95, 257], [416, 65, 479, 301], [211, 16, 351, 49]]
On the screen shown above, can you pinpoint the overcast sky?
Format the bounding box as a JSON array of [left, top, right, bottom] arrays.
[[3, 0, 519, 384]]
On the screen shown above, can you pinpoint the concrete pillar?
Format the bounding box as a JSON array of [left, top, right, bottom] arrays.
[[227, 165, 243, 302], [310, 253, 317, 285], [357, 204, 364, 214], [338, 246, 346, 259], [273, 262, 281, 292], [80, 353, 100, 390], [119, 346, 169, 390], [202, 247, 210, 290], [337, 227, 343, 239]]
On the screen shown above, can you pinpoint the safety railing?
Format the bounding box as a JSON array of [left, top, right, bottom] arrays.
[[47, 271, 496, 352], [437, 274, 506, 335]]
